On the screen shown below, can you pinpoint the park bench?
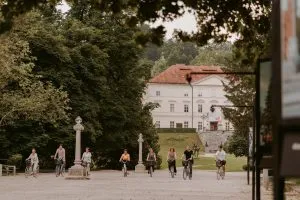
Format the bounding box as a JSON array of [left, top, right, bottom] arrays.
[[0, 159, 17, 176]]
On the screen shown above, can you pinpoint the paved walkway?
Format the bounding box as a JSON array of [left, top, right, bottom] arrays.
[[0, 170, 252, 200]]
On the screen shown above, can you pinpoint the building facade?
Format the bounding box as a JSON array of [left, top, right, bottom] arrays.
[[144, 64, 233, 132]]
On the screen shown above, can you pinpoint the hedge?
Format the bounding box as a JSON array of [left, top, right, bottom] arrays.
[[156, 128, 196, 133]]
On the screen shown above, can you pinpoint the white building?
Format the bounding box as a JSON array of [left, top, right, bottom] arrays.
[[144, 64, 234, 132]]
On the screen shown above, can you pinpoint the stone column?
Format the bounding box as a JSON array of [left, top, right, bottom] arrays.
[[66, 116, 89, 180], [135, 133, 145, 173]]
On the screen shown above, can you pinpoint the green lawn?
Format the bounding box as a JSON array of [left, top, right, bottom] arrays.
[[158, 132, 246, 172], [193, 154, 247, 172], [158, 132, 203, 169]]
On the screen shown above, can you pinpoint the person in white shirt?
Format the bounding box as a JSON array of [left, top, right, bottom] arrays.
[[26, 148, 39, 177], [82, 147, 92, 175], [215, 145, 226, 173]]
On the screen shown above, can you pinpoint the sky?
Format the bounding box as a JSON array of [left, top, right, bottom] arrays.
[[56, 0, 197, 39]]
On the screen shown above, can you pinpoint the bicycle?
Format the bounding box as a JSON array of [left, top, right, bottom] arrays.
[[120, 160, 128, 177], [55, 158, 65, 177], [146, 160, 156, 177], [182, 160, 192, 180], [168, 160, 175, 178], [216, 160, 225, 180], [82, 161, 90, 176], [25, 159, 39, 178]]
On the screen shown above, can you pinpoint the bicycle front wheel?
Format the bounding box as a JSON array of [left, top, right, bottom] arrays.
[[217, 168, 220, 180], [183, 167, 188, 180], [149, 166, 153, 177], [170, 166, 174, 178], [123, 164, 127, 177], [25, 167, 30, 178]]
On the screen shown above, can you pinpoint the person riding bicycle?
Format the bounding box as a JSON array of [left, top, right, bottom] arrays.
[[81, 147, 92, 171], [167, 148, 177, 175], [146, 148, 157, 173], [54, 144, 65, 177], [26, 148, 39, 177], [182, 146, 193, 176], [54, 144, 66, 164], [119, 149, 130, 166], [215, 145, 226, 173], [119, 149, 130, 173]]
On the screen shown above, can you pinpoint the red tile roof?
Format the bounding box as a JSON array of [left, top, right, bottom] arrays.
[[149, 64, 223, 84]]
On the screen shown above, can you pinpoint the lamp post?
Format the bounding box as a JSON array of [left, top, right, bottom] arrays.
[[184, 70, 257, 200], [186, 74, 194, 128]]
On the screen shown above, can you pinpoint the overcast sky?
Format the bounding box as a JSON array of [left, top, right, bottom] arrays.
[[57, 1, 197, 39]]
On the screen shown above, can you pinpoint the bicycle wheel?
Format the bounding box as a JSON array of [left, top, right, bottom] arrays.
[[170, 166, 175, 178], [188, 163, 192, 180], [183, 167, 187, 180], [55, 165, 60, 177], [25, 167, 29, 178], [220, 168, 225, 179], [60, 164, 65, 177], [217, 168, 220, 180], [123, 164, 127, 177], [149, 166, 153, 177]]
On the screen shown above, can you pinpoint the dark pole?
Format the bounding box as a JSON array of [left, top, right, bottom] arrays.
[[252, 106, 256, 200], [272, 0, 285, 199], [186, 74, 194, 129]]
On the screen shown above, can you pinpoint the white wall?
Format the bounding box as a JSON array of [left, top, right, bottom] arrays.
[[144, 76, 234, 131]]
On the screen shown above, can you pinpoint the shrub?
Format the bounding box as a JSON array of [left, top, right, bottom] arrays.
[[7, 154, 23, 168]]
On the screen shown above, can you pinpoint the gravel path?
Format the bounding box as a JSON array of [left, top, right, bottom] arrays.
[[0, 170, 254, 200]]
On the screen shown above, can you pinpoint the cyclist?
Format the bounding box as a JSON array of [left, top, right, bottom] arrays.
[[26, 148, 39, 177], [167, 147, 177, 175], [54, 144, 66, 177], [182, 146, 193, 176], [119, 149, 130, 163], [146, 148, 157, 173], [119, 149, 130, 174], [81, 147, 92, 174], [215, 145, 226, 174]]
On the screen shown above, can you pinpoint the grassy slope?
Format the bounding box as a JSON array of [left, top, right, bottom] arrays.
[[158, 132, 246, 172], [158, 132, 203, 169]]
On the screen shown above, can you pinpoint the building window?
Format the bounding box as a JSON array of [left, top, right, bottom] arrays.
[[155, 121, 160, 128], [170, 121, 175, 128], [198, 122, 203, 130], [156, 91, 160, 96], [198, 92, 202, 97], [184, 104, 189, 112], [184, 93, 189, 97], [225, 122, 230, 131], [198, 104, 203, 113], [170, 104, 175, 112], [184, 121, 189, 128]]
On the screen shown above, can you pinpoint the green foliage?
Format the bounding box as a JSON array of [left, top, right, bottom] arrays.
[[156, 128, 196, 133], [1, 0, 271, 47], [0, 34, 69, 127], [191, 43, 232, 66], [7, 153, 22, 168], [225, 133, 248, 157], [0, 7, 160, 169]]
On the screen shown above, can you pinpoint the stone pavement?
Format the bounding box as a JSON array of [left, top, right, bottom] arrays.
[[0, 170, 252, 200]]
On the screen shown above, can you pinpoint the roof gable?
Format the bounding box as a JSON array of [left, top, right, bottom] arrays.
[[149, 64, 223, 84]]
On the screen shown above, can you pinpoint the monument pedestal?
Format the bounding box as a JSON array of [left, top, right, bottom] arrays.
[[65, 165, 90, 180], [135, 163, 146, 173]]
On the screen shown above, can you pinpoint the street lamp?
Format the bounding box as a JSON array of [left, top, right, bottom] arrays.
[[186, 74, 194, 129]]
